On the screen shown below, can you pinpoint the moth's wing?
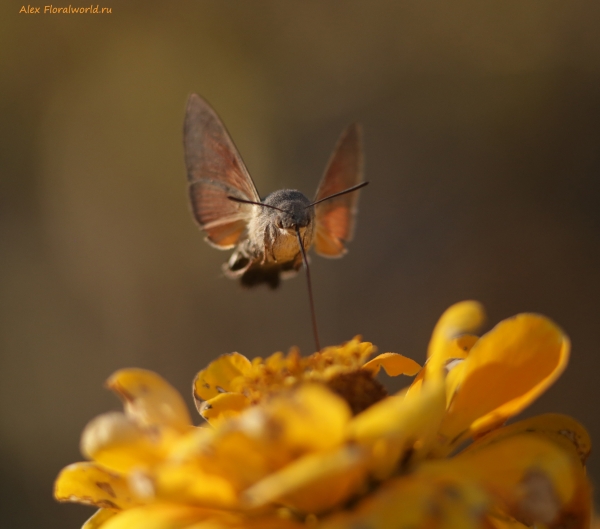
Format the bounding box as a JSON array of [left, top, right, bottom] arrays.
[[313, 123, 364, 258], [184, 94, 261, 249]]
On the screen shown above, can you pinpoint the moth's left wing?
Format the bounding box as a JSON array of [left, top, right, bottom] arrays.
[[184, 94, 261, 249]]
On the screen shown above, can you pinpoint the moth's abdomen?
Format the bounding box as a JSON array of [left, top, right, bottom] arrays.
[[268, 225, 314, 263], [223, 227, 308, 289]]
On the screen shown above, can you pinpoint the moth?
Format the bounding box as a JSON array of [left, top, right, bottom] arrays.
[[184, 93, 366, 290]]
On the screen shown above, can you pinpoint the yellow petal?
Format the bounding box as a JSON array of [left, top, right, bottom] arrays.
[[82, 509, 118, 529], [242, 445, 367, 513], [101, 504, 208, 529], [407, 334, 478, 399], [186, 513, 305, 529], [165, 425, 215, 462], [439, 314, 569, 446], [191, 385, 352, 491], [54, 462, 139, 509], [197, 392, 250, 424], [80, 412, 166, 473], [350, 379, 445, 442], [452, 334, 479, 357], [349, 378, 446, 478], [484, 513, 529, 529], [107, 369, 191, 433], [464, 413, 591, 465], [427, 301, 485, 381], [152, 462, 239, 508], [193, 353, 252, 402], [362, 352, 421, 377], [194, 427, 282, 491], [268, 384, 351, 452], [321, 475, 489, 529], [421, 433, 590, 527]]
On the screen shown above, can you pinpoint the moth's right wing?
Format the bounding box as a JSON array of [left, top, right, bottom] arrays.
[[313, 123, 364, 258], [184, 94, 261, 249]]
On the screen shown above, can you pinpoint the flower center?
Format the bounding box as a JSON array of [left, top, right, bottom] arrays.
[[326, 370, 388, 414]]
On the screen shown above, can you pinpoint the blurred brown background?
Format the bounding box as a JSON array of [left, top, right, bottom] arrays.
[[2, 1, 600, 527]]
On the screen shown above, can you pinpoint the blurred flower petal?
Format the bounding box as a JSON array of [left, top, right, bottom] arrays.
[[464, 413, 591, 464], [54, 462, 138, 509], [107, 369, 191, 433], [242, 445, 367, 513], [321, 475, 489, 529], [101, 504, 211, 529], [153, 463, 239, 508], [197, 392, 250, 424], [422, 434, 589, 527], [408, 334, 477, 399], [82, 509, 118, 529], [349, 378, 446, 478], [362, 352, 421, 376], [80, 412, 166, 473], [427, 301, 485, 381]]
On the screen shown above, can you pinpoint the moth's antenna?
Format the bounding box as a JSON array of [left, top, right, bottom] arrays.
[[295, 227, 321, 352], [227, 196, 288, 213], [307, 181, 369, 208]]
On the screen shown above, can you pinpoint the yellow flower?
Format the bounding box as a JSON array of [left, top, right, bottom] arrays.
[[55, 302, 592, 529]]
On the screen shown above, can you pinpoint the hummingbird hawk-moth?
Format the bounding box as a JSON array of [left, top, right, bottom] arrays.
[[184, 93, 366, 290]]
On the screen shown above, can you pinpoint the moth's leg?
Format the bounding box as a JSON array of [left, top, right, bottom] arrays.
[[225, 239, 253, 276]]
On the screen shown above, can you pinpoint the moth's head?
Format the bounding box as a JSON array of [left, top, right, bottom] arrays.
[[263, 189, 314, 230]]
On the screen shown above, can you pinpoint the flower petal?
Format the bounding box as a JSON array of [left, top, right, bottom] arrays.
[[464, 413, 591, 465], [408, 334, 478, 399], [54, 462, 139, 509], [183, 385, 353, 491], [484, 513, 529, 529], [80, 412, 166, 473], [152, 463, 239, 508], [362, 353, 421, 377], [197, 392, 250, 424], [426, 301, 485, 381], [349, 378, 447, 478], [261, 384, 352, 453], [107, 369, 191, 433], [421, 433, 590, 528], [193, 353, 252, 402], [100, 504, 209, 529], [320, 474, 490, 529], [242, 445, 367, 513], [349, 379, 445, 443], [439, 314, 569, 445], [185, 513, 306, 529], [82, 509, 118, 529]]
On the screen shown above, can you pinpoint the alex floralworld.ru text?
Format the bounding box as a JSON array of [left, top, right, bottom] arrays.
[[19, 5, 112, 14]]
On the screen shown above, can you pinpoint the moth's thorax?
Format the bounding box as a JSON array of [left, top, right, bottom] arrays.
[[247, 189, 316, 263], [263, 189, 313, 228]]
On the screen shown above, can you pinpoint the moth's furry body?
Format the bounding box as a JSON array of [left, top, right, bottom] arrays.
[[184, 94, 364, 290], [226, 190, 315, 288]]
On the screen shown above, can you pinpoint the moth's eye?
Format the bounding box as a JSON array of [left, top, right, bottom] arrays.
[[276, 218, 284, 229]]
